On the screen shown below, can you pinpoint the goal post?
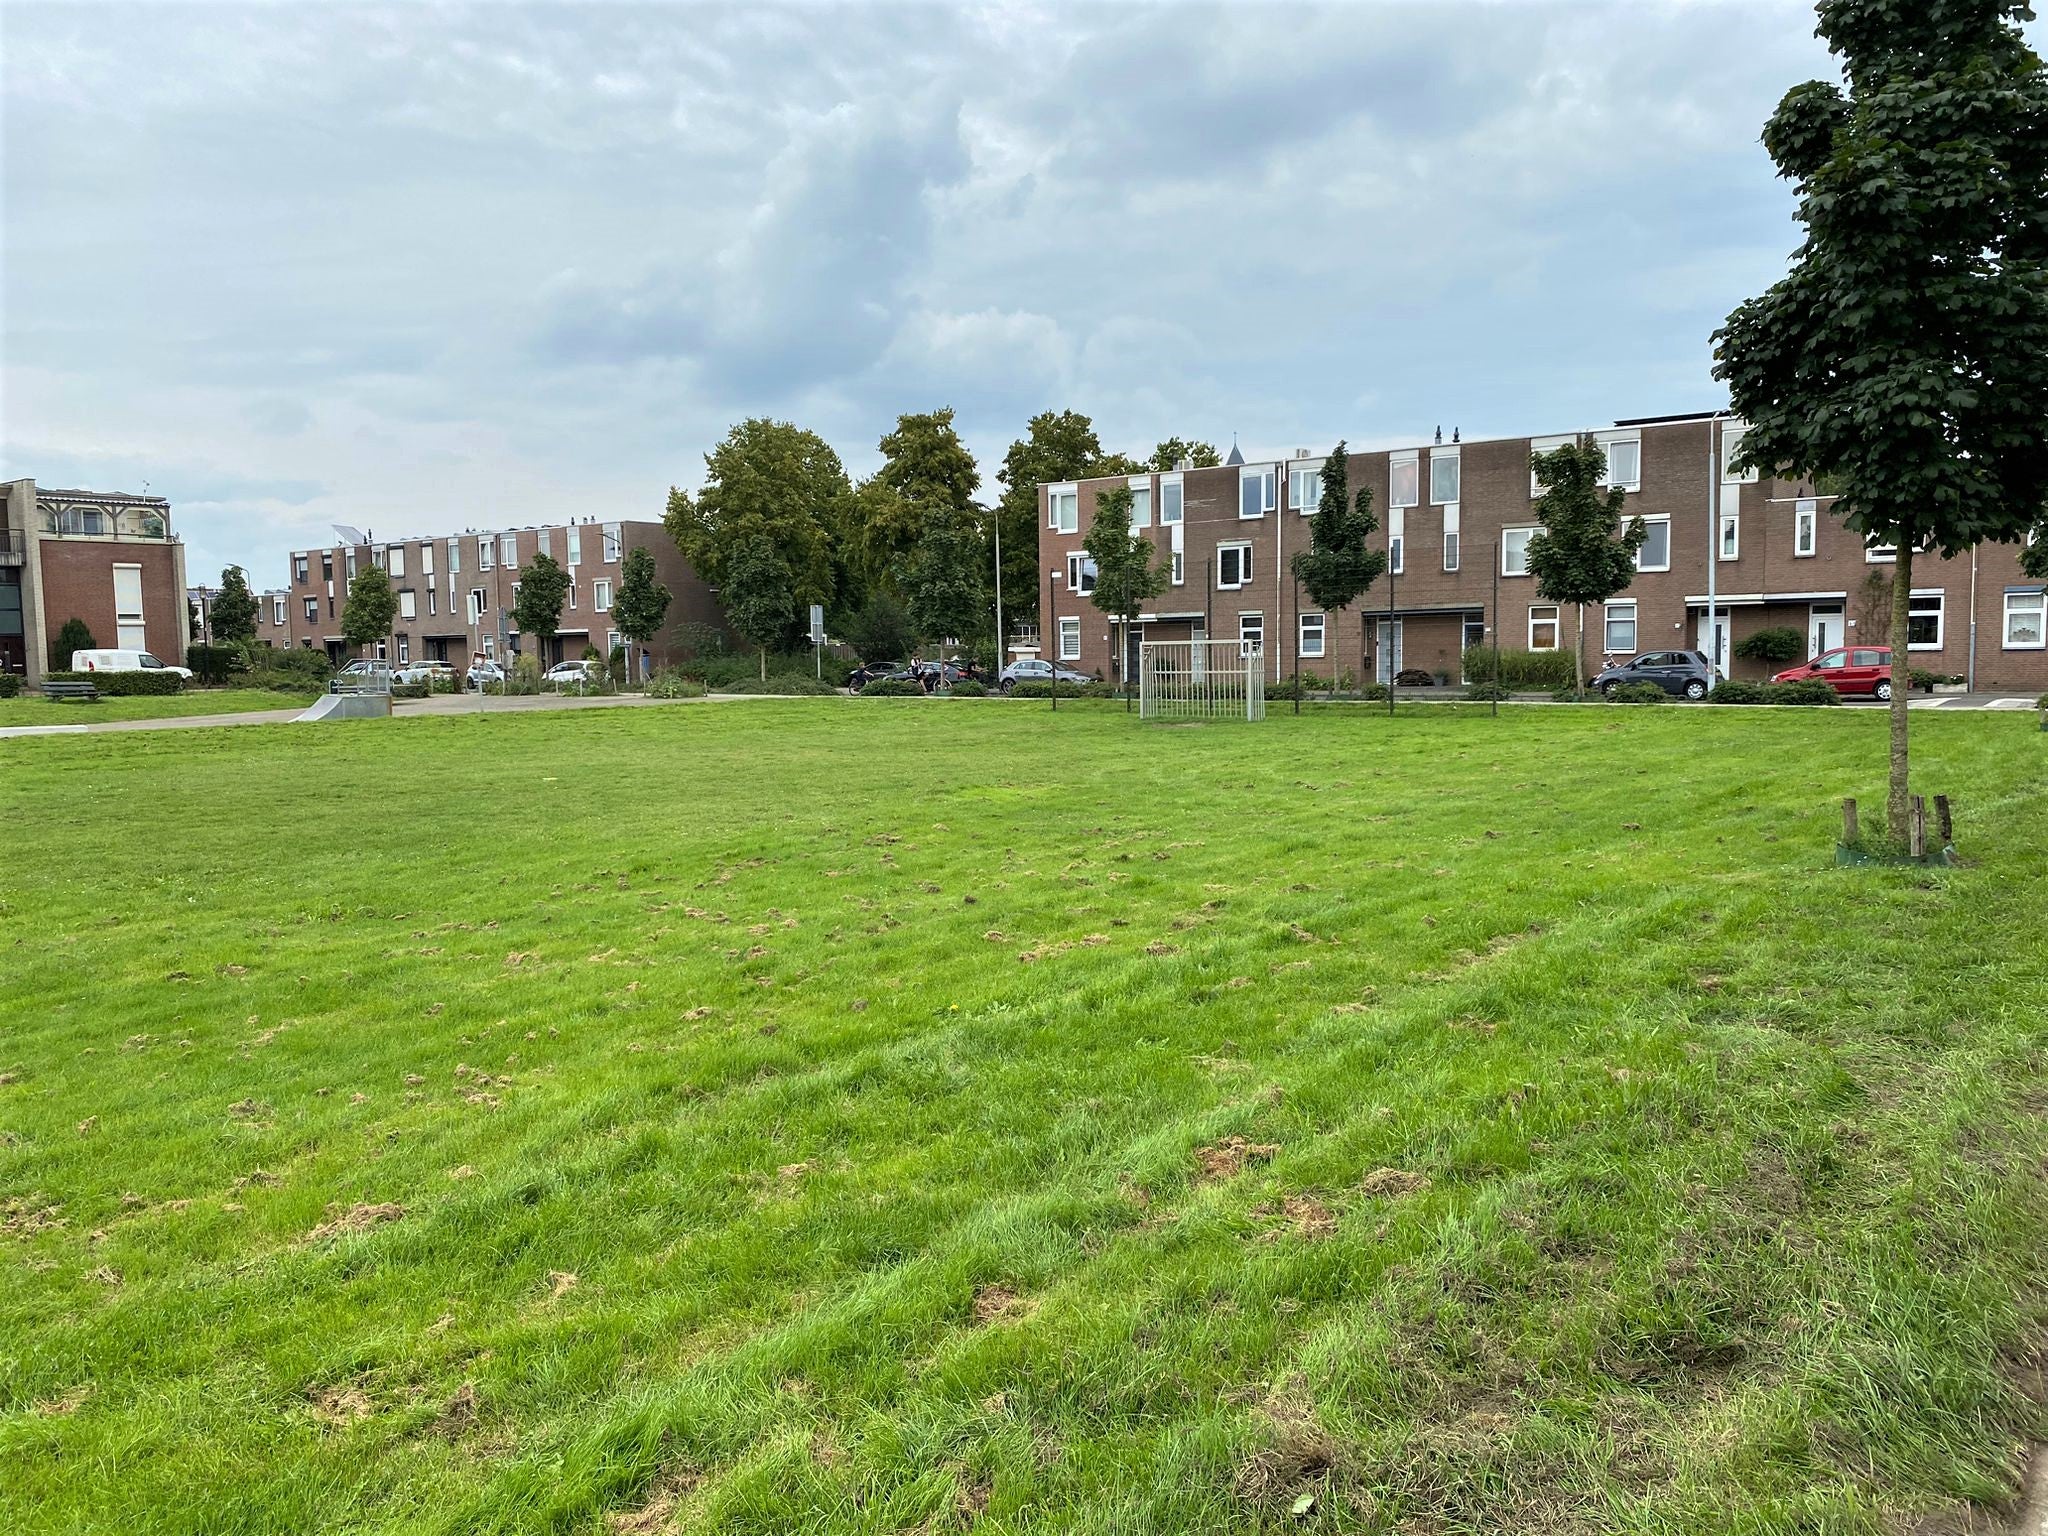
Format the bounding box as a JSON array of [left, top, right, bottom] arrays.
[[1139, 638, 1266, 721]]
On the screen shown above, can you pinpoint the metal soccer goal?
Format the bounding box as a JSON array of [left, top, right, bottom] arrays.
[[1139, 638, 1266, 721]]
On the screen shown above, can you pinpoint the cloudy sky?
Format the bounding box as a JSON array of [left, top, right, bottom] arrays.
[[1, 0, 1910, 588]]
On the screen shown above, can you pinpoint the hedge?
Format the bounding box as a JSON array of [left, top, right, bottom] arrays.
[[1732, 626, 1804, 665], [861, 679, 925, 698], [1709, 678, 1840, 706], [185, 644, 251, 684], [719, 675, 838, 696], [1606, 682, 1668, 704], [45, 669, 185, 696], [1459, 645, 1578, 691], [1463, 682, 1511, 701], [1006, 680, 1119, 700], [0, 674, 20, 699], [947, 680, 988, 697]]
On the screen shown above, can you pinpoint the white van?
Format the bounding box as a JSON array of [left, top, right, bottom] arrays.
[[71, 649, 195, 680]]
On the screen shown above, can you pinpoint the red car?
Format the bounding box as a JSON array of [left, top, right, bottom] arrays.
[[1773, 645, 1894, 700]]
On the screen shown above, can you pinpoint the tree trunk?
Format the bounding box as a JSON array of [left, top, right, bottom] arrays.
[[759, 644, 767, 683], [1887, 542, 1913, 840]]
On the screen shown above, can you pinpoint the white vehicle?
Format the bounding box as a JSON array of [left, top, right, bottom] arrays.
[[542, 660, 599, 692], [71, 648, 194, 680]]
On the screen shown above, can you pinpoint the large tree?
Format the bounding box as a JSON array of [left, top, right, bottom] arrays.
[[1080, 486, 1168, 694], [903, 509, 986, 650], [1525, 440, 1647, 700], [720, 537, 798, 682], [611, 547, 672, 680], [340, 565, 398, 657], [665, 418, 848, 618], [1288, 442, 1387, 695], [1147, 438, 1221, 472], [991, 410, 1138, 634], [511, 552, 571, 664], [210, 565, 258, 646], [1714, 0, 2048, 840], [849, 408, 984, 597]]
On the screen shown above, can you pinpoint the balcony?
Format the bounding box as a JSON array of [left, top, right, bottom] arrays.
[[0, 527, 22, 565], [39, 507, 177, 542]]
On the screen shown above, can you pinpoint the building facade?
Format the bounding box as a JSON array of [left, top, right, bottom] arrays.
[[1037, 413, 2048, 694], [276, 519, 723, 671], [1, 479, 190, 683]]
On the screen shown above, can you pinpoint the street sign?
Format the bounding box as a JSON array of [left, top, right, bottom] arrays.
[[809, 604, 825, 644]]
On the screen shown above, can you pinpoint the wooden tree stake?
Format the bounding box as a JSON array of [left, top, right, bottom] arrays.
[[1909, 795, 1927, 860], [1841, 797, 1858, 846], [1934, 794, 1953, 846]]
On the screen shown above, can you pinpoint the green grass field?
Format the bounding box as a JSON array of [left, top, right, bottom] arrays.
[[2, 702, 2043, 1535], [0, 690, 317, 728]]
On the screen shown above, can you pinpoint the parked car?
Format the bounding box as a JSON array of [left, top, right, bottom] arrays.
[[1590, 649, 1717, 700], [70, 648, 194, 680], [393, 661, 456, 687], [848, 661, 904, 691], [912, 659, 984, 691], [331, 658, 392, 694], [466, 659, 506, 691], [542, 660, 599, 692], [1773, 645, 1894, 700], [997, 658, 1092, 694], [857, 663, 921, 693]]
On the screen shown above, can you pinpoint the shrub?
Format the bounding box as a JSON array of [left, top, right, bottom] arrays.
[[1551, 685, 1584, 702], [1607, 682, 1668, 704], [1733, 626, 1804, 665], [861, 678, 925, 698], [51, 617, 95, 671], [0, 674, 20, 699], [722, 675, 838, 696], [390, 682, 429, 700], [234, 646, 332, 692], [948, 680, 988, 697], [1393, 668, 1436, 687], [1463, 682, 1511, 701], [185, 644, 249, 685], [1007, 681, 1053, 699], [1708, 679, 1765, 704], [645, 669, 706, 699], [47, 669, 184, 696], [2036, 691, 2048, 709], [1766, 678, 1841, 706], [1460, 645, 1577, 691], [1297, 670, 1329, 692]]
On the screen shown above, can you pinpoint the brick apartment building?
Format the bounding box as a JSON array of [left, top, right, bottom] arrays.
[[274, 519, 723, 671], [1037, 413, 2048, 694], [1, 479, 190, 684]]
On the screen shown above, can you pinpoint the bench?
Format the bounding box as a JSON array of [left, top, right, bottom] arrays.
[[41, 680, 99, 702]]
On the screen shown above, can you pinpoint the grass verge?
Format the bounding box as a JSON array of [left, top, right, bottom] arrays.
[[0, 691, 318, 727]]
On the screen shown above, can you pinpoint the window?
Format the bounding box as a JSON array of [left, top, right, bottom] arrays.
[[55, 507, 106, 534], [304, 596, 319, 622], [1721, 424, 1757, 483], [397, 636, 410, 664], [1907, 591, 1944, 650], [1866, 536, 1897, 563], [1128, 479, 1152, 528], [1719, 511, 1740, 561], [1529, 434, 1573, 495], [272, 597, 285, 625], [1289, 464, 1322, 516], [1239, 612, 1264, 655], [593, 579, 611, 612], [421, 542, 435, 576], [602, 523, 622, 562], [1217, 543, 1254, 588], [1171, 549, 1185, 586], [447, 538, 460, 576], [387, 545, 406, 579], [1058, 616, 1081, 660], [1239, 465, 1277, 518], [483, 637, 495, 660], [1443, 503, 1460, 571], [1299, 612, 1326, 658], [1389, 454, 1419, 509], [567, 581, 576, 610], [1529, 605, 1560, 651], [2004, 589, 2046, 649], [468, 588, 486, 623], [1502, 527, 1535, 576], [399, 590, 417, 621], [428, 588, 438, 616], [538, 528, 552, 558], [1388, 506, 1405, 574], [345, 549, 357, 579], [112, 564, 146, 649], [567, 525, 582, 565], [606, 629, 620, 653], [293, 555, 309, 584], [1601, 436, 1641, 491], [1604, 600, 1638, 654], [478, 537, 494, 572], [1066, 553, 1097, 596], [1160, 477, 1183, 525], [1048, 487, 1078, 533], [1637, 517, 1670, 571], [321, 553, 333, 581], [1430, 452, 1460, 505], [499, 533, 518, 567], [1794, 499, 1818, 557]]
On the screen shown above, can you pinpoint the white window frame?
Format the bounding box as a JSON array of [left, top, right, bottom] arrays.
[[1721, 424, 1758, 484], [478, 537, 494, 572], [304, 596, 319, 622], [1502, 527, 1535, 577], [386, 545, 406, 579], [1636, 516, 1671, 572], [428, 588, 438, 616], [1719, 511, 1740, 562], [1288, 463, 1322, 517], [1238, 612, 1264, 656], [292, 555, 309, 584], [1794, 499, 1818, 558], [421, 542, 435, 576], [397, 636, 410, 664], [1866, 536, 1898, 563], [272, 597, 285, 625], [398, 590, 417, 621], [1906, 589, 1944, 651], [1159, 476, 1183, 525], [1217, 542, 1254, 589], [537, 528, 552, 559], [1048, 486, 1078, 534], [468, 587, 486, 624], [567, 525, 582, 566], [567, 581, 576, 611], [602, 523, 622, 562], [1388, 506, 1405, 574], [1429, 451, 1460, 506], [1170, 549, 1185, 586], [1604, 600, 1638, 655], [1598, 434, 1642, 493], [499, 533, 518, 568], [593, 578, 612, 613], [1127, 477, 1152, 529], [112, 564, 147, 649], [1239, 464, 1277, 519], [1528, 604, 1561, 651], [1058, 615, 1081, 660], [1389, 452, 1419, 510], [1299, 611, 1326, 659], [1066, 553, 1097, 596], [2002, 589, 2046, 649], [446, 538, 460, 576]]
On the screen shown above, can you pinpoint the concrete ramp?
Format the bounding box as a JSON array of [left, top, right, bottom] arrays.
[[295, 693, 392, 724]]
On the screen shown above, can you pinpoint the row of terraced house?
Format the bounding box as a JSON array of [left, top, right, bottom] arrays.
[[1034, 411, 2048, 694]]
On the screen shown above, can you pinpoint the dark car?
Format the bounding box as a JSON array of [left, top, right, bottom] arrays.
[[847, 661, 904, 691], [913, 659, 983, 690], [1590, 649, 1717, 700]]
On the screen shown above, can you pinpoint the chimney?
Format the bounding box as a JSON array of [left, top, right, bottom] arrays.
[[1452, 428, 1460, 444], [1434, 426, 1442, 445]]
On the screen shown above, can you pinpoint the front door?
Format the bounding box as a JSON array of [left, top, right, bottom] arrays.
[[1124, 623, 1144, 688], [1808, 603, 1844, 660], [1375, 619, 1404, 684], [1696, 614, 1730, 679]]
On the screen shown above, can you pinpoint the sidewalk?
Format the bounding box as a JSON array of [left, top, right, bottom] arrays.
[[0, 689, 735, 740]]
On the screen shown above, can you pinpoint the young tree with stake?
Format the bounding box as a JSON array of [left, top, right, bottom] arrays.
[[511, 553, 572, 669], [1289, 442, 1387, 699], [1715, 0, 2048, 840], [1080, 486, 1168, 698], [721, 538, 798, 682], [1524, 440, 1647, 701], [611, 547, 671, 682], [209, 566, 259, 647], [340, 565, 398, 661]]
